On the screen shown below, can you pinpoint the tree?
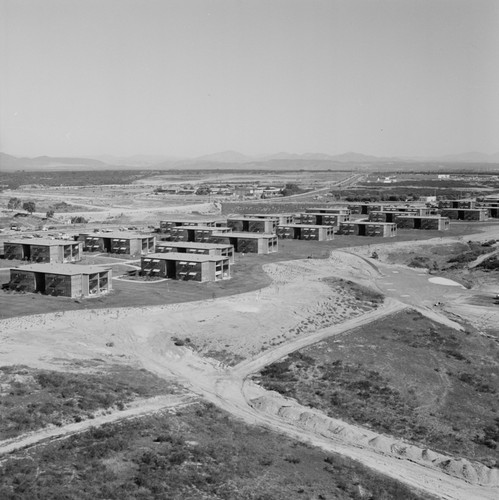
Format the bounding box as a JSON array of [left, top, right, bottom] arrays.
[[71, 216, 88, 224], [281, 183, 305, 197], [7, 197, 21, 211], [46, 209, 55, 219], [22, 201, 36, 214]]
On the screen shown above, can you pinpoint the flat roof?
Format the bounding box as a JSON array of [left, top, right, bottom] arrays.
[[439, 208, 486, 211], [211, 231, 277, 239], [302, 212, 348, 216], [156, 241, 233, 250], [80, 232, 155, 239], [227, 216, 279, 221], [144, 252, 228, 262], [278, 224, 334, 229], [369, 210, 416, 215], [6, 239, 80, 246], [396, 215, 448, 219], [11, 263, 110, 275], [172, 225, 230, 230], [341, 221, 396, 226], [160, 217, 225, 222], [242, 213, 297, 217], [306, 207, 350, 211]]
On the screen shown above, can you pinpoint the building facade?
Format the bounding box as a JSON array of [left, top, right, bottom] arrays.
[[141, 252, 230, 282], [4, 239, 82, 263], [8, 264, 112, 297]]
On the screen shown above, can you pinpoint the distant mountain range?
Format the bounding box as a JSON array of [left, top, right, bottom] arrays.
[[1, 150, 499, 172]]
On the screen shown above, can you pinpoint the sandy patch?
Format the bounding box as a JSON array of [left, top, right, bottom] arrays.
[[428, 277, 466, 288]]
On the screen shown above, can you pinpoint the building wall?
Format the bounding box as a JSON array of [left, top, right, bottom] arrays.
[[8, 270, 37, 292], [45, 273, 73, 296], [227, 218, 276, 233], [368, 211, 409, 223], [338, 222, 397, 237], [82, 235, 105, 252], [395, 216, 450, 230], [8, 269, 110, 297], [439, 200, 476, 209], [276, 225, 334, 241], [439, 209, 487, 221], [296, 213, 344, 226], [4, 243, 24, 260]]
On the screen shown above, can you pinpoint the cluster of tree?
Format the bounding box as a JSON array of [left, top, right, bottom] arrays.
[[281, 183, 306, 197], [71, 216, 88, 224], [7, 197, 36, 214]]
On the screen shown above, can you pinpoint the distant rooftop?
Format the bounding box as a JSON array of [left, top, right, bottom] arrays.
[[156, 241, 233, 249], [144, 252, 228, 262], [211, 231, 277, 238], [80, 232, 154, 239], [160, 217, 226, 222], [6, 239, 80, 246], [227, 216, 279, 221], [278, 224, 335, 228]]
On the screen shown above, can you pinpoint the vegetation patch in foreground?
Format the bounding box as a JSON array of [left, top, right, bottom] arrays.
[[0, 364, 179, 439], [259, 309, 499, 467], [0, 402, 435, 500]]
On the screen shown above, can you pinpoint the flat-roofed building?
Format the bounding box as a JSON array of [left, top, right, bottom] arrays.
[[439, 199, 476, 209], [305, 207, 350, 217], [296, 212, 348, 227], [477, 196, 499, 208], [141, 252, 230, 282], [226, 216, 278, 234], [438, 208, 488, 221], [210, 231, 278, 254], [170, 226, 232, 243], [347, 203, 385, 215], [337, 221, 397, 237], [368, 211, 416, 223], [382, 206, 432, 215], [395, 215, 450, 230], [476, 197, 499, 217], [485, 207, 499, 218], [79, 232, 155, 255], [155, 241, 234, 263], [4, 239, 82, 263], [276, 224, 334, 241], [159, 218, 226, 235], [8, 263, 112, 297], [241, 213, 297, 225]]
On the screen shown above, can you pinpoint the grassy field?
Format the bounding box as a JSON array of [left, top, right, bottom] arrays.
[[0, 364, 181, 440], [258, 309, 499, 467], [0, 401, 436, 500]]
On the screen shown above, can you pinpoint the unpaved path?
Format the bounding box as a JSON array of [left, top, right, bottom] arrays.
[[0, 394, 195, 458]]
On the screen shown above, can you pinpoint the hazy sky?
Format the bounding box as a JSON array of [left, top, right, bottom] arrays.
[[1, 0, 498, 158]]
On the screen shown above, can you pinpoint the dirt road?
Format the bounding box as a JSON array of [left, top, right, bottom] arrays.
[[0, 394, 195, 458]]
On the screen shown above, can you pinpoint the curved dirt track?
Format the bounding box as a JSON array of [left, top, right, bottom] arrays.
[[1, 250, 498, 499], [0, 394, 195, 459]]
